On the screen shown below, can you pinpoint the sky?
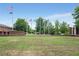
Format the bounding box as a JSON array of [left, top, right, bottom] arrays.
[[0, 3, 78, 29]]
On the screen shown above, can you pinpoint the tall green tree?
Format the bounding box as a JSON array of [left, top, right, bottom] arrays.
[[13, 18, 30, 32], [35, 17, 55, 34], [36, 17, 44, 34], [72, 6, 79, 19], [36, 17, 54, 34], [48, 22, 55, 34], [60, 21, 69, 35], [75, 19, 79, 28], [43, 20, 49, 34], [72, 6, 79, 28], [54, 20, 60, 35]]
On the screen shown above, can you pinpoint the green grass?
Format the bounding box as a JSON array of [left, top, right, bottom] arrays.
[[0, 34, 79, 56]]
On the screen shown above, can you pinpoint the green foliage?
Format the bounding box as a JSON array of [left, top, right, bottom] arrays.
[[54, 20, 60, 35], [14, 18, 69, 35], [47, 22, 55, 34], [72, 6, 79, 28], [60, 21, 69, 35], [35, 17, 55, 34], [75, 19, 79, 28], [36, 17, 44, 34], [43, 20, 48, 34], [14, 18, 31, 32], [72, 6, 79, 19]]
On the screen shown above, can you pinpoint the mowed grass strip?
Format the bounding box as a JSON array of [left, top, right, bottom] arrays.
[[0, 35, 79, 56]]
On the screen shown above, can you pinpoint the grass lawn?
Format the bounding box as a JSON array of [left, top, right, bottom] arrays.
[[0, 34, 79, 56]]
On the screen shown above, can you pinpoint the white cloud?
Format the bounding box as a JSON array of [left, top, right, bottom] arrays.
[[44, 13, 75, 27], [46, 13, 71, 18], [30, 13, 75, 29]]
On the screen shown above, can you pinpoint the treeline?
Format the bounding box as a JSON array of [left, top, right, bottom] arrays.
[[35, 17, 69, 35], [13, 17, 69, 35]]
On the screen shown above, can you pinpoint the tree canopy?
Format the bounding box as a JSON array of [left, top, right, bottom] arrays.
[[13, 17, 69, 35], [60, 21, 69, 34], [13, 18, 30, 32], [72, 6, 79, 19], [35, 17, 55, 34], [72, 6, 79, 28], [54, 20, 60, 35]]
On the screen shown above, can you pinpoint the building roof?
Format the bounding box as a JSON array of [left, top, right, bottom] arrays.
[[0, 24, 12, 29]]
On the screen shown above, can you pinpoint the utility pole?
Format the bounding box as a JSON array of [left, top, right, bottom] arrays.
[[8, 6, 14, 31], [25, 17, 28, 35], [11, 12, 13, 31]]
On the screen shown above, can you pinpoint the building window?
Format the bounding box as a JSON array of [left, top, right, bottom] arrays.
[[0, 31, 2, 35], [4, 32, 6, 35]]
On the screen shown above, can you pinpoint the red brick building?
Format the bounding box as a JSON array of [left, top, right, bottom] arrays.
[[0, 24, 26, 36]]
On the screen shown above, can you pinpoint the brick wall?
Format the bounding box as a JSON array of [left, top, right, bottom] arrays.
[[9, 31, 26, 36], [0, 31, 26, 36]]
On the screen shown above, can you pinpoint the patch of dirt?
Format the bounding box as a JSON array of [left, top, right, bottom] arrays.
[[21, 50, 44, 56], [5, 50, 20, 56], [4, 50, 45, 56], [1, 46, 79, 56]]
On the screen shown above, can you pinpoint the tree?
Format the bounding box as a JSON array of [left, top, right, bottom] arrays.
[[13, 18, 30, 32], [36, 17, 44, 34], [48, 22, 55, 34], [43, 20, 49, 34], [75, 19, 79, 28], [54, 20, 60, 35], [60, 21, 69, 35], [35, 17, 55, 34], [72, 6, 79, 28], [72, 6, 79, 19]]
